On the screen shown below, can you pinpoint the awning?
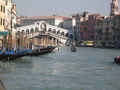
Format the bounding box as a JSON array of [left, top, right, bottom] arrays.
[[0, 31, 11, 36]]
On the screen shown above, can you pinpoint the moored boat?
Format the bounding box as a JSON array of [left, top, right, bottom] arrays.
[[71, 42, 76, 52], [27, 46, 56, 56], [71, 46, 76, 52], [114, 56, 120, 64], [0, 47, 32, 61]]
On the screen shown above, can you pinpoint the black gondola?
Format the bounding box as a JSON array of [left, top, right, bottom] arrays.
[[0, 52, 5, 60], [28, 46, 56, 56], [0, 48, 32, 61]]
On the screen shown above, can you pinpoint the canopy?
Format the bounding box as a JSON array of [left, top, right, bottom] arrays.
[[0, 31, 11, 36]]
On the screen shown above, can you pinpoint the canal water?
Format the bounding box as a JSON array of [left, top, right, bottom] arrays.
[[0, 47, 120, 90]]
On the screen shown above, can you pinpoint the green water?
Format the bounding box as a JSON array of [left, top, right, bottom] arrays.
[[0, 47, 120, 90]]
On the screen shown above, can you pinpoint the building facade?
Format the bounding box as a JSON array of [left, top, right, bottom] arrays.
[[95, 15, 120, 48], [94, 0, 120, 48], [71, 12, 89, 41], [5, 0, 13, 30], [0, 0, 17, 46], [0, 0, 16, 31], [80, 14, 101, 40], [0, 0, 6, 31]]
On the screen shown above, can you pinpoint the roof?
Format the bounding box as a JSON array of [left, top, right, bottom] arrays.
[[17, 16, 71, 20]]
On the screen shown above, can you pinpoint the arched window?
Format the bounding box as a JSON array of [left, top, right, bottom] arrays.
[[16, 31, 20, 36], [57, 30, 60, 35], [65, 33, 69, 37], [21, 30, 25, 34], [48, 28, 52, 33]]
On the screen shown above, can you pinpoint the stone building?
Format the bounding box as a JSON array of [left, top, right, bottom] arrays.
[[71, 12, 89, 41], [95, 15, 120, 48], [0, 0, 17, 46], [0, 0, 6, 31], [94, 0, 120, 48], [80, 14, 101, 40]]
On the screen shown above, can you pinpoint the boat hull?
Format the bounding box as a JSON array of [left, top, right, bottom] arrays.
[[28, 46, 56, 56]]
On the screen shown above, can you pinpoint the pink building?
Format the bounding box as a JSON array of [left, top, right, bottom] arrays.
[[80, 14, 101, 40]]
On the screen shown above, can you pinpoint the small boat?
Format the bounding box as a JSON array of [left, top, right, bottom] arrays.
[[0, 52, 5, 60], [114, 56, 120, 64], [71, 46, 76, 52], [27, 46, 56, 56], [71, 42, 76, 52], [0, 48, 6, 60]]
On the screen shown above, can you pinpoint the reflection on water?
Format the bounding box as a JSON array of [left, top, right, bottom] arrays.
[[32, 62, 53, 74], [32, 62, 76, 75], [0, 47, 120, 90], [0, 63, 13, 74]]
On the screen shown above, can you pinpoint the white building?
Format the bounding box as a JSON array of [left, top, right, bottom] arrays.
[[5, 0, 13, 30], [19, 15, 66, 28], [5, 0, 17, 35], [69, 12, 89, 41]]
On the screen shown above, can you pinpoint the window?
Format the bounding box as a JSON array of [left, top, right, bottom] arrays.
[[0, 18, 2, 25], [1, 5, 2, 12], [3, 19, 5, 26], [3, 7, 5, 13], [6, 0, 8, 5]]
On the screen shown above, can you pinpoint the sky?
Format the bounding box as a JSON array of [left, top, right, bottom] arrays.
[[14, 0, 120, 17]]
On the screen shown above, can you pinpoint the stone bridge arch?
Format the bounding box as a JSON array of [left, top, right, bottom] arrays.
[[65, 33, 69, 38], [30, 28, 34, 34], [26, 29, 30, 34], [53, 29, 56, 34], [21, 30, 25, 34], [35, 27, 39, 33], [61, 32, 65, 36], [57, 30, 60, 35], [16, 31, 20, 36], [16, 21, 74, 45]]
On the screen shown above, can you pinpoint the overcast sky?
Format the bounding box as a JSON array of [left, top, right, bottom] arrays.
[[14, 0, 120, 17]]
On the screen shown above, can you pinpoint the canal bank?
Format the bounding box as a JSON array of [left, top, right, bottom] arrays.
[[0, 47, 120, 90]]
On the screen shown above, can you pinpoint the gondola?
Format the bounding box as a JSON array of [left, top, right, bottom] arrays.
[[0, 52, 5, 60], [27, 46, 56, 56], [1, 47, 32, 61]]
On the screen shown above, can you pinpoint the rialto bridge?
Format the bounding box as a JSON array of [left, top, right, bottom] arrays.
[[16, 21, 74, 46]]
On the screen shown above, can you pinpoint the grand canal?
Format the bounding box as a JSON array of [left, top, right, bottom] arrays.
[[0, 47, 120, 90]]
